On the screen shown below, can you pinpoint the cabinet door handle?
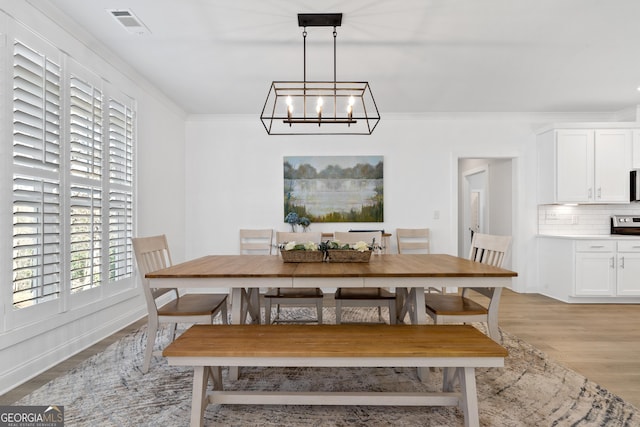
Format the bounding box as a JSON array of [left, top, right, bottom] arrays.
[[610, 257, 615, 268], [588, 188, 593, 198], [620, 256, 625, 269], [590, 245, 605, 248], [597, 187, 602, 198]]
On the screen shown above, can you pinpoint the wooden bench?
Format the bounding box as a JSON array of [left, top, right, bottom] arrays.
[[163, 324, 508, 427]]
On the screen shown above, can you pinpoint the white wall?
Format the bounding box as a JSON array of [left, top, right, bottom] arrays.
[[0, 2, 187, 394], [185, 113, 547, 292]]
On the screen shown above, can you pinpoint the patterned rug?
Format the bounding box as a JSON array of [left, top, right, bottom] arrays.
[[16, 307, 639, 426]]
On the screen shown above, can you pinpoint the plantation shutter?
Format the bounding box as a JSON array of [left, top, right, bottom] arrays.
[[12, 40, 62, 308], [107, 98, 134, 282], [69, 75, 103, 293]]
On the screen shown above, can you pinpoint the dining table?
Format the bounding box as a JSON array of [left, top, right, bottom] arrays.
[[146, 253, 516, 325], [147, 253, 516, 380]]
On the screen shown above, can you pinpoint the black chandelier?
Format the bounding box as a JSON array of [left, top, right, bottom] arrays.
[[260, 13, 380, 135]]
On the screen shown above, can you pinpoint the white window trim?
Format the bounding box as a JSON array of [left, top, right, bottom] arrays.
[[4, 21, 137, 331]]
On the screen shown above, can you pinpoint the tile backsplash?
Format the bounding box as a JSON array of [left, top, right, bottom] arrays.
[[538, 204, 640, 235]]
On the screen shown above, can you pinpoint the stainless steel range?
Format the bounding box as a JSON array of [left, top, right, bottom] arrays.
[[611, 215, 640, 235]]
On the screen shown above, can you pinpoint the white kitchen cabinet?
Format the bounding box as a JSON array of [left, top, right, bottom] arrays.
[[574, 241, 616, 296], [538, 237, 640, 302], [616, 241, 640, 295], [633, 129, 640, 169], [537, 128, 632, 204]]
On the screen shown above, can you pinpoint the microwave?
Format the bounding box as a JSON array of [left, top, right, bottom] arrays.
[[632, 171, 640, 201]]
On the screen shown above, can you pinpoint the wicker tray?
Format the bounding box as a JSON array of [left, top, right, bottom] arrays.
[[326, 249, 372, 263], [280, 250, 324, 263]]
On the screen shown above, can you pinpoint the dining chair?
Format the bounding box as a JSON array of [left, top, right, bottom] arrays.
[[395, 228, 431, 322], [396, 228, 430, 254], [132, 234, 228, 373], [239, 229, 274, 324], [424, 233, 512, 342], [263, 231, 324, 324], [333, 231, 396, 324]]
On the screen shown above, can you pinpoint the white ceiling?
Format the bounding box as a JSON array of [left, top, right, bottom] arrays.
[[33, 0, 640, 115]]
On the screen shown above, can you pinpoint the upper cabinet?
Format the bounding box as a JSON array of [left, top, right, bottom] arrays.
[[633, 130, 640, 169], [537, 128, 632, 204]]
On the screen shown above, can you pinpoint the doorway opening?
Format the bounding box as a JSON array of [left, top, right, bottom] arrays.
[[457, 158, 513, 269]]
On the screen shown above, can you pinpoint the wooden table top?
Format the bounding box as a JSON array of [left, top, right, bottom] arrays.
[[146, 254, 517, 279], [162, 324, 509, 358]]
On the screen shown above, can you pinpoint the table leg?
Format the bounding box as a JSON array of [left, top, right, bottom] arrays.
[[411, 287, 429, 381], [458, 367, 480, 427], [231, 288, 244, 324], [395, 288, 406, 323], [412, 287, 427, 325], [229, 288, 245, 380], [249, 288, 261, 324], [190, 366, 208, 427]]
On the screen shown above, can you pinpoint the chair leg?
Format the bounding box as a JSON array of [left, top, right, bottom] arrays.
[[207, 366, 223, 390], [487, 321, 500, 342], [143, 318, 158, 374], [377, 306, 383, 322], [388, 301, 397, 325], [316, 298, 323, 324], [170, 323, 178, 341], [265, 298, 272, 324], [220, 302, 229, 325], [335, 300, 342, 324]]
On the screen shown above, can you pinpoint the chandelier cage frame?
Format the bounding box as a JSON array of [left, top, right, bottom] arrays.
[[260, 13, 380, 135]]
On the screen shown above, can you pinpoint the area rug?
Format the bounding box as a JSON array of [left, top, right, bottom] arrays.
[[16, 307, 639, 426]]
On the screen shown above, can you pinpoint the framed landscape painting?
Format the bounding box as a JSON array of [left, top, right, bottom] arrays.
[[284, 156, 383, 223]]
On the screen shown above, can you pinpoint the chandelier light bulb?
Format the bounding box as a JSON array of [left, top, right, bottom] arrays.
[[316, 97, 323, 125], [286, 95, 293, 124]]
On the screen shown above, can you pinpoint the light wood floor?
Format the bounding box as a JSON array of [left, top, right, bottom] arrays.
[[498, 289, 640, 408], [2, 289, 640, 408]]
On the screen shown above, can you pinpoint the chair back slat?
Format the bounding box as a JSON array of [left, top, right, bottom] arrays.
[[396, 228, 430, 254], [240, 229, 273, 255]]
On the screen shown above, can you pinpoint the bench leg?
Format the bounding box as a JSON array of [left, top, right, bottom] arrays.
[[458, 367, 480, 427], [190, 366, 208, 427]]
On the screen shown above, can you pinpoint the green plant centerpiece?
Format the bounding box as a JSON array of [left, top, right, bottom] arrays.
[[320, 239, 377, 263]]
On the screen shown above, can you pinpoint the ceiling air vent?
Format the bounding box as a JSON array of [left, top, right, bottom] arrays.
[[108, 9, 151, 35]]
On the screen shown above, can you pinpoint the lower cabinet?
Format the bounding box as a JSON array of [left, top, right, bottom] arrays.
[[538, 237, 640, 302], [575, 241, 616, 296], [616, 241, 640, 296]]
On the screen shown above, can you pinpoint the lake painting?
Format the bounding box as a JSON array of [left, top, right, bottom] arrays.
[[284, 156, 383, 223]]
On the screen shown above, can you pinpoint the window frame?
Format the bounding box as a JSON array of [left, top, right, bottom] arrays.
[[4, 23, 137, 330]]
